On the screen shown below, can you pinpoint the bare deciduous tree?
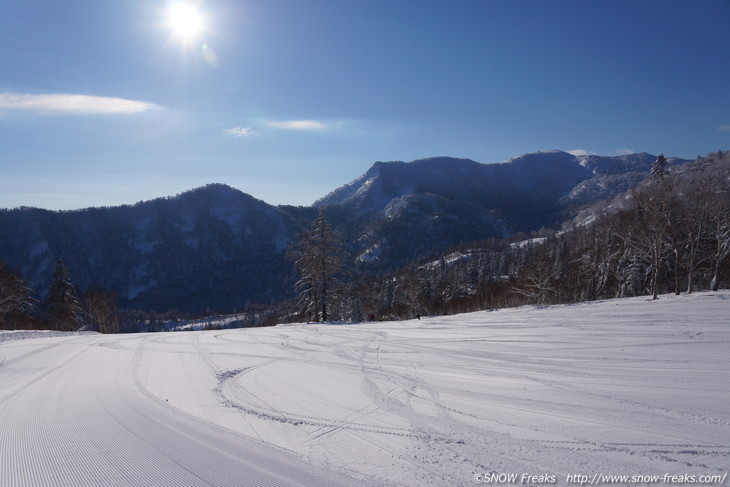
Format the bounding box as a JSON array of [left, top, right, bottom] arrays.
[[629, 183, 673, 300], [84, 288, 120, 333], [512, 248, 560, 305]]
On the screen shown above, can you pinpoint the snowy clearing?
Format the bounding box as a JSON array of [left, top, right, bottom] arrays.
[[1, 292, 729, 486]]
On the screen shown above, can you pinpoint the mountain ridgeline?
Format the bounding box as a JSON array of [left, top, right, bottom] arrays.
[[0, 185, 307, 313], [0, 150, 689, 313]]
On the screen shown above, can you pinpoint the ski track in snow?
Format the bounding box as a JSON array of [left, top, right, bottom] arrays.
[[1, 292, 729, 487]]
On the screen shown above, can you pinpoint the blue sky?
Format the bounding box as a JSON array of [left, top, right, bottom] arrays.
[[1, 0, 729, 209]]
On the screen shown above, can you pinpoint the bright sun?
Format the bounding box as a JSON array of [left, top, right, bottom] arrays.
[[168, 2, 204, 41]]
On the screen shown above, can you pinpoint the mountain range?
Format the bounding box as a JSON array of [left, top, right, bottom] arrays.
[[0, 150, 689, 313]]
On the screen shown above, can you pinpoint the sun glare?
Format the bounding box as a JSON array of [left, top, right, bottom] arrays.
[[168, 2, 204, 41]]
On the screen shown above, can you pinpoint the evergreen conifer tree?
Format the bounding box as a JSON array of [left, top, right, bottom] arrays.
[[47, 259, 83, 331], [294, 208, 344, 322], [0, 262, 36, 330], [651, 154, 668, 182]]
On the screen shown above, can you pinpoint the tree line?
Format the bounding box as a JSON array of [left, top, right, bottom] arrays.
[[4, 151, 728, 330], [0, 259, 119, 333], [0, 255, 275, 333], [290, 151, 730, 321]]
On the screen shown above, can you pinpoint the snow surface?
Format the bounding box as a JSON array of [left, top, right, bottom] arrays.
[[1, 292, 729, 486], [510, 237, 547, 249]]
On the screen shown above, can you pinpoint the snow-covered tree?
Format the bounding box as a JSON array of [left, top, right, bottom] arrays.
[[293, 209, 344, 322], [651, 153, 668, 183], [47, 259, 83, 331], [512, 247, 560, 305], [708, 182, 730, 291], [629, 183, 673, 299], [616, 248, 646, 298], [416, 270, 435, 313], [0, 262, 35, 330], [571, 223, 615, 301], [343, 284, 365, 323]]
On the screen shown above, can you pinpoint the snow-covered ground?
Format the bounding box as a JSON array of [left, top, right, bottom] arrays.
[[1, 292, 729, 486]]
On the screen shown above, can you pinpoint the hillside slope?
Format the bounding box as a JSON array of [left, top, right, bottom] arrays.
[[2, 291, 727, 486], [0, 151, 690, 313], [319, 151, 688, 265], [0, 184, 300, 312]]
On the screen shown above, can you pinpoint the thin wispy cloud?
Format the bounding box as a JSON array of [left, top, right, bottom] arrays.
[[718, 124, 730, 133], [568, 148, 635, 157], [268, 119, 329, 131], [224, 126, 254, 138], [0, 93, 157, 114], [567, 149, 595, 157]]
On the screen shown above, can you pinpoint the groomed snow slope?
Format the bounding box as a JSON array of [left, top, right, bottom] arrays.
[[1, 292, 729, 486]]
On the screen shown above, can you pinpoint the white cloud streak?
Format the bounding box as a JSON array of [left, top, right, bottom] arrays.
[[718, 124, 730, 133], [567, 149, 595, 157], [0, 93, 157, 114], [568, 148, 636, 157], [267, 119, 328, 130], [224, 126, 254, 138]]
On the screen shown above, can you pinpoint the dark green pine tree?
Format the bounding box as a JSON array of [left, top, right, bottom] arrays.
[[294, 208, 344, 322], [47, 259, 83, 331]]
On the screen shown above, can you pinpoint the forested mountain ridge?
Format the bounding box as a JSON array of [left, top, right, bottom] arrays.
[[0, 150, 692, 314], [336, 152, 730, 321], [0, 184, 302, 313], [317, 151, 688, 266]]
